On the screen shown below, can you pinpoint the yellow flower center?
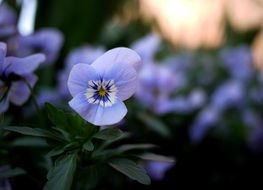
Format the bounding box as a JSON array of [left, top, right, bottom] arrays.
[[98, 87, 106, 97]]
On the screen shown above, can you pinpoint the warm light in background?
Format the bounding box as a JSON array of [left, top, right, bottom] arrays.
[[225, 0, 263, 32], [252, 29, 263, 69], [139, 0, 225, 50], [116, 0, 263, 51]]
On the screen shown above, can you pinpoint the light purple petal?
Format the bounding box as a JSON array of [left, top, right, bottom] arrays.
[[37, 89, 61, 107], [65, 45, 105, 70], [58, 71, 70, 97], [91, 47, 141, 73], [146, 161, 173, 181], [188, 89, 206, 109], [131, 33, 160, 62], [67, 63, 99, 96], [211, 80, 244, 111], [69, 93, 127, 126], [9, 74, 37, 105], [103, 61, 137, 101], [9, 28, 63, 64], [155, 98, 191, 115], [0, 42, 7, 73], [29, 28, 64, 63], [4, 53, 45, 75], [0, 3, 16, 26], [0, 26, 16, 38], [189, 106, 220, 143]]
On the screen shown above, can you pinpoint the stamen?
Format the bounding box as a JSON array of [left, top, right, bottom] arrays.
[[98, 87, 106, 97]]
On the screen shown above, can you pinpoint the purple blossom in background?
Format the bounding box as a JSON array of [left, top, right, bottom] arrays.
[[164, 53, 193, 73], [64, 45, 105, 71], [242, 110, 263, 153], [131, 33, 160, 63], [0, 166, 12, 190], [68, 47, 141, 126], [211, 80, 245, 112], [250, 72, 263, 104], [146, 161, 174, 181], [0, 3, 17, 38], [136, 63, 179, 114], [0, 179, 11, 190], [189, 106, 220, 143], [36, 89, 62, 107], [58, 45, 105, 98], [0, 42, 45, 113], [248, 126, 263, 153], [156, 88, 206, 114], [219, 46, 253, 81], [8, 28, 63, 64]]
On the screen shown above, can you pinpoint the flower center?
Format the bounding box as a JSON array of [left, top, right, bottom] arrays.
[[85, 79, 117, 107], [98, 87, 106, 97]]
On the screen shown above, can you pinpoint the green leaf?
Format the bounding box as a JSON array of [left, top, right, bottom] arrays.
[[136, 153, 175, 163], [63, 142, 80, 151], [47, 142, 81, 158], [138, 112, 170, 137], [12, 137, 49, 147], [45, 103, 69, 128], [0, 167, 26, 178], [92, 149, 120, 161], [45, 103, 99, 139], [51, 127, 71, 142], [83, 141, 94, 151], [46, 146, 66, 157], [44, 153, 78, 190], [4, 126, 65, 142], [108, 158, 151, 185], [76, 164, 105, 190], [118, 144, 157, 152], [94, 127, 123, 141]]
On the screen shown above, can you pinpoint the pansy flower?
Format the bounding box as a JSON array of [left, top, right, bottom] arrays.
[[136, 62, 179, 114], [219, 46, 253, 82], [0, 3, 17, 38], [8, 28, 63, 64], [67, 47, 141, 126], [0, 42, 45, 113], [58, 45, 105, 98]]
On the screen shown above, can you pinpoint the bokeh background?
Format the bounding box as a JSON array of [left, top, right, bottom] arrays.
[[2, 0, 263, 189]]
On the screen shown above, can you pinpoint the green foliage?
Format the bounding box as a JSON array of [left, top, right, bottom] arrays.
[[136, 153, 175, 162], [3, 126, 65, 142], [3, 104, 175, 189], [138, 112, 171, 138], [118, 144, 157, 152], [46, 103, 99, 140], [76, 164, 105, 190], [94, 127, 124, 140], [109, 158, 151, 185], [83, 141, 94, 151], [0, 167, 26, 178], [44, 153, 78, 190]]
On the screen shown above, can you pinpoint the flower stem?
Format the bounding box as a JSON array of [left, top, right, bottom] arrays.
[[22, 78, 46, 128]]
